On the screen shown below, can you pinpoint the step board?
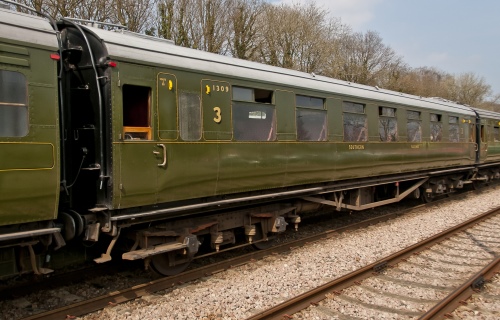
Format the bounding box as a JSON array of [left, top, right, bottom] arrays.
[[122, 242, 187, 260]]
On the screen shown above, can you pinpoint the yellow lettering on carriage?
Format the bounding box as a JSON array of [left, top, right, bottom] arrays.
[[348, 145, 365, 150]]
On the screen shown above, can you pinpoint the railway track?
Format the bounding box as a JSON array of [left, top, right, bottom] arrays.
[[246, 206, 500, 320], [450, 264, 500, 318], [9, 187, 496, 320]]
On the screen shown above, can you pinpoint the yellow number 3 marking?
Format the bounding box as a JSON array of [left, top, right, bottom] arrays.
[[213, 107, 222, 123]]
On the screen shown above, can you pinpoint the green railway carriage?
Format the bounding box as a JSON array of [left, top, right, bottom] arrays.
[[473, 108, 500, 177], [1, 6, 499, 276], [0, 10, 60, 229], [62, 23, 478, 209]]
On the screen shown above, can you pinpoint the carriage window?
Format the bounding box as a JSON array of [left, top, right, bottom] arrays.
[[0, 70, 28, 137], [494, 127, 500, 142], [378, 106, 397, 142], [449, 116, 459, 142], [233, 87, 253, 101], [123, 84, 151, 140], [343, 101, 367, 142], [469, 123, 475, 142], [179, 92, 201, 141], [296, 95, 326, 141], [407, 110, 421, 142], [296, 95, 324, 109], [430, 113, 442, 142], [233, 102, 276, 141], [232, 86, 273, 103], [232, 86, 275, 141]]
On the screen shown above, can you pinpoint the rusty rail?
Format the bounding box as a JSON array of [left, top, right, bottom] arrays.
[[419, 255, 500, 320]]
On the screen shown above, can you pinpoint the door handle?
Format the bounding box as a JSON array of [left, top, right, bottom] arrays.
[[156, 144, 167, 167]]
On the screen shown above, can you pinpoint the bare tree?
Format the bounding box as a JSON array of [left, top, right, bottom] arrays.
[[257, 2, 345, 73], [227, 0, 264, 60], [157, 0, 230, 53], [195, 0, 231, 53], [383, 67, 449, 97], [444, 72, 491, 106], [113, 0, 156, 32], [327, 30, 404, 86], [18, 0, 113, 23], [159, 0, 193, 46], [17, 0, 45, 14]]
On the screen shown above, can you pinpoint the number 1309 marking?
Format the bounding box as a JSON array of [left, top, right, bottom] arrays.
[[213, 85, 229, 92]]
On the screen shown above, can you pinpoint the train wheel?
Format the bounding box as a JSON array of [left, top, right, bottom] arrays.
[[472, 180, 482, 190], [150, 253, 191, 276], [421, 190, 433, 203]]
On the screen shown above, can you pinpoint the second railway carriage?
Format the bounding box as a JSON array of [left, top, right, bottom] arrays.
[[54, 20, 481, 273], [1, 5, 499, 277], [57, 21, 479, 211], [473, 108, 500, 163]]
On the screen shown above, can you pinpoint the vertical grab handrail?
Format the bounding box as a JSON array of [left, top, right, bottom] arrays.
[[60, 18, 107, 190]]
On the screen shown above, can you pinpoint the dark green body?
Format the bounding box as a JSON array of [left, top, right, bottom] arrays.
[[477, 116, 500, 163], [0, 32, 60, 226], [111, 62, 476, 210]]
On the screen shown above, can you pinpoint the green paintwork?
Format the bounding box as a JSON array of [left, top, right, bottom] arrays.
[[479, 118, 500, 163], [106, 56, 476, 211], [202, 79, 232, 140], [0, 40, 60, 226], [157, 72, 178, 140]]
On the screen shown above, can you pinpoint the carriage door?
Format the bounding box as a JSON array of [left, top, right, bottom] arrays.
[[155, 73, 178, 202], [202, 80, 232, 141], [479, 123, 488, 162], [0, 60, 59, 224], [469, 121, 477, 161], [118, 82, 159, 208]]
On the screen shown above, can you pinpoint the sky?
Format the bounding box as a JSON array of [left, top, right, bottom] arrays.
[[274, 0, 500, 98]]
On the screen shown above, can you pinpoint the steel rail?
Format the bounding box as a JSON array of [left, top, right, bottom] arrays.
[[245, 206, 500, 320], [419, 255, 500, 320]]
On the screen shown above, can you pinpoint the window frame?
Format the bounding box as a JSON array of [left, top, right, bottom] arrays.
[[295, 94, 327, 141], [122, 84, 152, 141], [231, 86, 276, 142], [406, 110, 422, 143], [0, 70, 29, 137], [342, 101, 367, 142], [232, 86, 273, 104], [179, 91, 202, 141], [378, 106, 397, 142], [430, 113, 442, 142], [448, 116, 460, 143], [494, 126, 500, 142]]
